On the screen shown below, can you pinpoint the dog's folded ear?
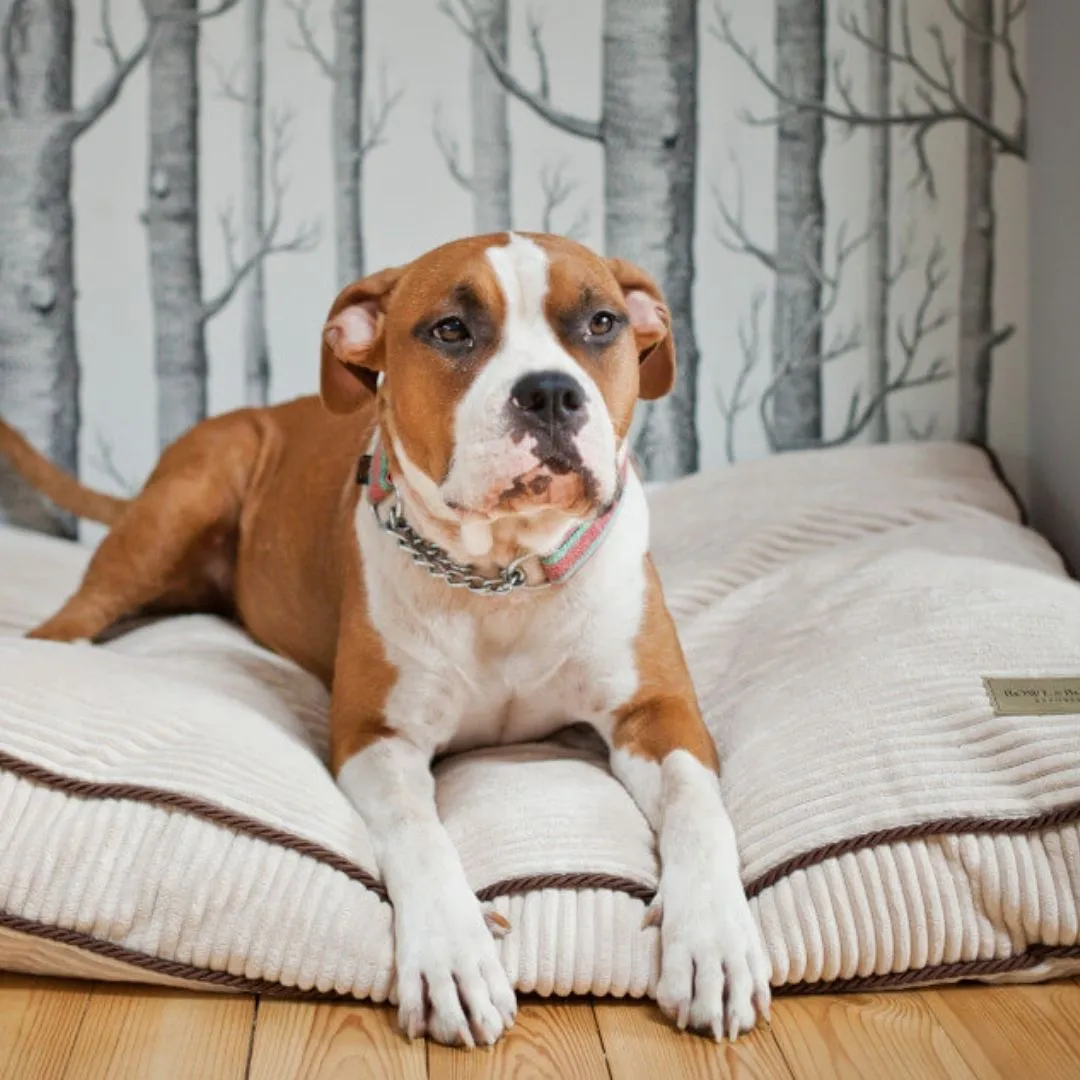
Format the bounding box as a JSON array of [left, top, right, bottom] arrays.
[[606, 258, 676, 401], [320, 265, 404, 415]]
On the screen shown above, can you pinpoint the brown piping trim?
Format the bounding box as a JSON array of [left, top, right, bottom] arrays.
[[2, 909, 1078, 1001], [0, 912, 355, 999], [0, 749, 655, 905], [6, 749, 1080, 909], [0, 750, 388, 902], [476, 875, 655, 903], [971, 439, 1080, 580], [969, 439, 1031, 528], [745, 800, 1080, 899]]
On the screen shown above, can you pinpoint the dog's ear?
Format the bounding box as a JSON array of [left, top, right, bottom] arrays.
[[320, 265, 404, 415], [606, 257, 675, 401]]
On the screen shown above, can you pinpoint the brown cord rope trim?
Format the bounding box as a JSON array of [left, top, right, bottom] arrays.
[[3, 909, 1078, 1001], [6, 749, 1080, 908], [0, 750, 387, 902], [477, 875, 656, 903], [746, 799, 1080, 899], [0, 749, 656, 904]]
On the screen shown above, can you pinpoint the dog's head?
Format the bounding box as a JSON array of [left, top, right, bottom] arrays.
[[320, 232, 674, 527]]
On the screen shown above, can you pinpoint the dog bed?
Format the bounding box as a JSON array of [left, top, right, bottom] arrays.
[[2, 441, 1080, 1001]]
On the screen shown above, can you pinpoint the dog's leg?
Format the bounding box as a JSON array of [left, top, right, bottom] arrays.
[[600, 566, 771, 1040], [337, 734, 517, 1047], [607, 707, 771, 1040], [28, 416, 260, 643]]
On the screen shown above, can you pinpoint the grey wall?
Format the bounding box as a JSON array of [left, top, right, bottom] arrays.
[[1029, 1, 1080, 573]]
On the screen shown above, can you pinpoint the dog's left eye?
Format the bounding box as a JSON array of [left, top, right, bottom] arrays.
[[431, 317, 471, 346], [588, 311, 617, 337]]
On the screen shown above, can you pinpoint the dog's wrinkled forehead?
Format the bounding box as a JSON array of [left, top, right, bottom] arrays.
[[386, 231, 629, 370]]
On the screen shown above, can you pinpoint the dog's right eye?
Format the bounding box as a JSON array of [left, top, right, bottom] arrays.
[[431, 317, 471, 346]]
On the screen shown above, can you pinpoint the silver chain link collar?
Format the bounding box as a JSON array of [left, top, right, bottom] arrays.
[[372, 496, 542, 596]]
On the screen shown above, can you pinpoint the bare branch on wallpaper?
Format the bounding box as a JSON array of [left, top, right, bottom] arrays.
[[438, 0, 602, 142], [71, 0, 157, 138], [432, 104, 473, 192], [757, 216, 869, 452], [284, 0, 334, 78], [714, 289, 765, 465], [95, 0, 125, 68], [539, 160, 589, 240], [525, 7, 551, 103], [206, 52, 245, 103], [90, 432, 139, 497], [714, 0, 1026, 200], [821, 240, 952, 448], [888, 222, 917, 289], [712, 162, 882, 455], [712, 158, 777, 274], [205, 108, 320, 324], [77, 0, 245, 139], [902, 411, 940, 442], [360, 63, 403, 158]]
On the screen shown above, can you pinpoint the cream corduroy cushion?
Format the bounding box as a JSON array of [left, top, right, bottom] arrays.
[[1, 441, 1079, 998]]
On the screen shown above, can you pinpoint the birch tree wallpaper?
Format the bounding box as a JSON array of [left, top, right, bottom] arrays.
[[0, 0, 1028, 540]]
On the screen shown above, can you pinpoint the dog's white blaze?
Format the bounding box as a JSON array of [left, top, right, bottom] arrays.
[[440, 233, 617, 516]]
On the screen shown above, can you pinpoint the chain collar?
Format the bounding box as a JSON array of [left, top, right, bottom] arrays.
[[371, 494, 537, 596]]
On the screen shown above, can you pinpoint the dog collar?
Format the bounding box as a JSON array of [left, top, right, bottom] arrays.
[[356, 439, 630, 592]]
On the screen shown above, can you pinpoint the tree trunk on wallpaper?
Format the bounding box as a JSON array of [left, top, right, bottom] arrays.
[[609, 0, 699, 480], [0, 1, 150, 536], [332, 0, 365, 284], [241, 0, 270, 406], [470, 0, 511, 232], [865, 0, 891, 444], [769, 0, 826, 452], [957, 0, 995, 445], [459, 0, 699, 480], [147, 0, 208, 450]]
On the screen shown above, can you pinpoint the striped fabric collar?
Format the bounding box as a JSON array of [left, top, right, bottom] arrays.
[[356, 438, 631, 587]]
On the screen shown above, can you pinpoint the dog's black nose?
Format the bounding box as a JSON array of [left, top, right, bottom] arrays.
[[510, 371, 586, 428]]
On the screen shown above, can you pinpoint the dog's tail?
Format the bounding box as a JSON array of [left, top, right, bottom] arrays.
[[0, 417, 130, 527]]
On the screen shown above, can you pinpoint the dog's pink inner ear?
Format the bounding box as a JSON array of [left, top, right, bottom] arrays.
[[625, 288, 668, 350], [323, 301, 380, 365]]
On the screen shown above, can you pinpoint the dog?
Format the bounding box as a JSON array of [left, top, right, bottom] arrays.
[[0, 232, 771, 1046]]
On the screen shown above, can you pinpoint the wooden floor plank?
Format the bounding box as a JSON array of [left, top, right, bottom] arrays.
[[925, 981, 1080, 1080], [0, 974, 93, 1080], [427, 1001, 609, 1080], [248, 1000, 425, 1080], [769, 992, 978, 1080], [595, 1000, 793, 1080], [60, 983, 255, 1080]]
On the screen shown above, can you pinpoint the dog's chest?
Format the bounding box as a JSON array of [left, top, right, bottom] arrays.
[[356, 486, 650, 754]]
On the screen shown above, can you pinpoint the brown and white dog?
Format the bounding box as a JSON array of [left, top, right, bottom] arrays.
[[0, 232, 770, 1046]]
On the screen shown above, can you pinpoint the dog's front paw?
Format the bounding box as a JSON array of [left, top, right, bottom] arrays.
[[649, 875, 771, 1041], [394, 891, 517, 1047]]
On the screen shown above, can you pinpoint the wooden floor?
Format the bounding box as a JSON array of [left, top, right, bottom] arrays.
[[3, 975, 1080, 1079]]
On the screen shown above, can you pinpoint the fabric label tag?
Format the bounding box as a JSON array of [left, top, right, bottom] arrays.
[[983, 676, 1080, 716]]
